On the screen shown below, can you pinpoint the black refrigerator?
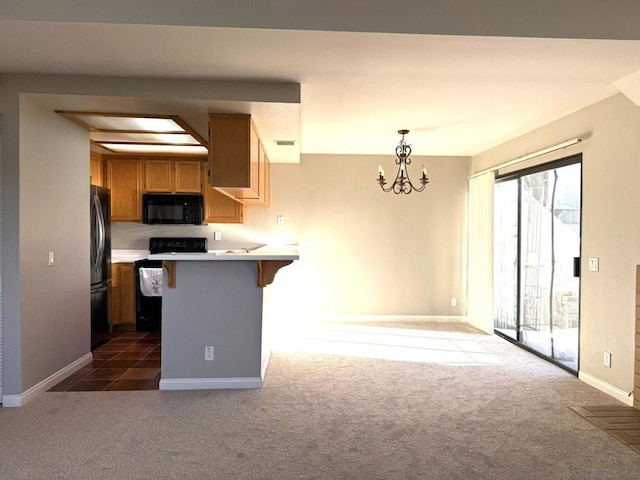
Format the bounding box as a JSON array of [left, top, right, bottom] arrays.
[[90, 185, 112, 349]]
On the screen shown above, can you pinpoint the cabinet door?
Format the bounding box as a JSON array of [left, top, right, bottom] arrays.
[[115, 263, 136, 326], [248, 122, 260, 196], [263, 154, 271, 207], [110, 264, 120, 326], [175, 161, 202, 193], [105, 159, 143, 221], [90, 152, 102, 186], [204, 185, 245, 224], [209, 114, 270, 207], [144, 160, 173, 192]]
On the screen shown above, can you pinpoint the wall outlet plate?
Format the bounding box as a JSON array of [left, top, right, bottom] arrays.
[[214, 232, 222, 241], [205, 346, 214, 361], [603, 351, 611, 368], [588, 257, 599, 272]]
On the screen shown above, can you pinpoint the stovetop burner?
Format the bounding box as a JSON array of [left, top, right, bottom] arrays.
[[149, 237, 208, 254]]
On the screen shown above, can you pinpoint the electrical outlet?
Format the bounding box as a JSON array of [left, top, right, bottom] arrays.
[[451, 297, 457, 307], [603, 351, 611, 368], [214, 231, 222, 241], [588, 257, 599, 272], [277, 215, 285, 225], [205, 346, 214, 361]]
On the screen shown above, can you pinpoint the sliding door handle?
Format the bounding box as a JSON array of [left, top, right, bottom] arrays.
[[573, 257, 581, 278]]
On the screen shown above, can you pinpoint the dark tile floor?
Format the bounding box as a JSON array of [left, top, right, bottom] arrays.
[[49, 331, 161, 392]]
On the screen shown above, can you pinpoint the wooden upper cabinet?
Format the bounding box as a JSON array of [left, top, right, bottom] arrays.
[[209, 113, 269, 206], [144, 158, 203, 193], [202, 161, 245, 224], [90, 152, 103, 186], [204, 185, 246, 224], [144, 160, 173, 192], [175, 161, 202, 193], [104, 158, 143, 222], [259, 142, 271, 207], [264, 154, 271, 207]]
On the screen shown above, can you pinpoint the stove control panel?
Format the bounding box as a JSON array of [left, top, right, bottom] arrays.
[[149, 237, 208, 254]]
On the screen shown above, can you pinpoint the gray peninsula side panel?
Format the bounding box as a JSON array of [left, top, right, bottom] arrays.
[[161, 261, 263, 380]]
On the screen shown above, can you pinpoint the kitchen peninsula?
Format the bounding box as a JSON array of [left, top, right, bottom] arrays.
[[148, 245, 299, 391]]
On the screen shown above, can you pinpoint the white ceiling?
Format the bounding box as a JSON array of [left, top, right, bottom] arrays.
[[2, 19, 640, 158]]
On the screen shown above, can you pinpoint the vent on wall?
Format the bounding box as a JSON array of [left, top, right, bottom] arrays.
[[275, 140, 296, 147]]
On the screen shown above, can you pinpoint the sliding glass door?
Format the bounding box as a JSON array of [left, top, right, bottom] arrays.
[[494, 157, 581, 373]]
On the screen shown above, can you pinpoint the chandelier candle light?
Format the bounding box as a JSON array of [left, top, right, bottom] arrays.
[[377, 129, 429, 194]]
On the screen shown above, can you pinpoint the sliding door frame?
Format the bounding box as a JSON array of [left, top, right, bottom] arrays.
[[494, 153, 582, 375]]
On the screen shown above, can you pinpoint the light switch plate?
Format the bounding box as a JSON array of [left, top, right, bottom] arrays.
[[588, 257, 599, 272]]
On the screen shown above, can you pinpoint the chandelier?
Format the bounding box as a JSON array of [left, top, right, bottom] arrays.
[[377, 129, 429, 194]]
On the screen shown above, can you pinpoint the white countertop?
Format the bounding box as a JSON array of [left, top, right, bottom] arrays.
[[148, 245, 299, 261], [112, 249, 150, 263]]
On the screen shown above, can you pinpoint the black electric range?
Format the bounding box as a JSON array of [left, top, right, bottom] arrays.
[[135, 237, 207, 332]]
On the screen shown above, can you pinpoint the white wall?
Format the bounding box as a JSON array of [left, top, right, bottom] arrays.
[[114, 153, 471, 321], [19, 95, 91, 391], [471, 93, 640, 395]]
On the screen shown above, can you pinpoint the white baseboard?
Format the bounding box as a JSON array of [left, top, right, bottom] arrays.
[[2, 352, 93, 408], [306, 315, 468, 324], [578, 371, 634, 406], [159, 377, 263, 391]]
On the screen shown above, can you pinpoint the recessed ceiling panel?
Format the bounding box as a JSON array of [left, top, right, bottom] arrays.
[[100, 144, 208, 154], [75, 115, 183, 132], [57, 111, 208, 155], [90, 132, 201, 144]]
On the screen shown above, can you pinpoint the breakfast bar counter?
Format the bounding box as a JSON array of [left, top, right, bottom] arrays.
[[148, 245, 299, 391]]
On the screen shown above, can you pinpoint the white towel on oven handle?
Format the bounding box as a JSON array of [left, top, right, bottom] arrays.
[[139, 268, 163, 297]]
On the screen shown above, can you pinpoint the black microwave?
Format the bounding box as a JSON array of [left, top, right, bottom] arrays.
[[142, 194, 203, 225]]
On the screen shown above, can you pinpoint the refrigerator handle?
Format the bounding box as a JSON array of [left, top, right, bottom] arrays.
[[92, 194, 106, 272]]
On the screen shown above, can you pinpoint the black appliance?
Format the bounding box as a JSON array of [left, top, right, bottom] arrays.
[[143, 193, 203, 225], [135, 259, 163, 332], [90, 185, 111, 349], [135, 237, 208, 332]]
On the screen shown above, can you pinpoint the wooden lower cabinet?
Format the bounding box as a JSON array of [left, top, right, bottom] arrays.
[[111, 263, 136, 328]]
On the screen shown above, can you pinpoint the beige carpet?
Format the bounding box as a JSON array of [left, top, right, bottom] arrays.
[[1, 321, 639, 479]]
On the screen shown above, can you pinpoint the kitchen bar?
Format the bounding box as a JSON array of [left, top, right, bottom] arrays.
[[148, 245, 299, 390]]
